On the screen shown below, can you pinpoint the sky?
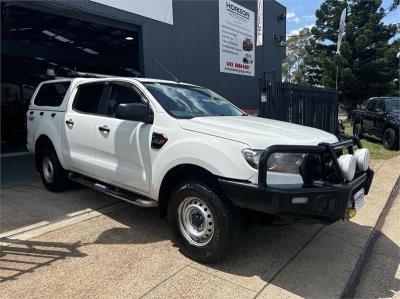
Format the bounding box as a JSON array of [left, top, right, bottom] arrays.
[[278, 0, 400, 36]]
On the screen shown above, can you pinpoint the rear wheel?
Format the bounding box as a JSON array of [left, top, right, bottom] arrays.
[[38, 148, 68, 192], [167, 181, 240, 263], [383, 128, 398, 150], [353, 122, 363, 138]]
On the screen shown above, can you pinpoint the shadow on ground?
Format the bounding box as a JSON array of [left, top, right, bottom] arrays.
[[0, 182, 118, 233], [0, 238, 86, 283], [2, 205, 398, 298]]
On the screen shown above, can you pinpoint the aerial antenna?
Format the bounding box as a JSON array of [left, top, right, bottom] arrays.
[[153, 58, 180, 83]]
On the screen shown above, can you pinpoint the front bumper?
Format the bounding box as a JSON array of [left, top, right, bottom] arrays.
[[219, 136, 375, 224]]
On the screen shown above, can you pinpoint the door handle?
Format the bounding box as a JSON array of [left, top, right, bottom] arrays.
[[98, 125, 110, 133], [65, 119, 74, 126]]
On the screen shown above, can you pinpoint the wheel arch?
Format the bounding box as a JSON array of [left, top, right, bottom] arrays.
[[383, 121, 399, 134], [34, 134, 58, 171], [158, 164, 222, 217]]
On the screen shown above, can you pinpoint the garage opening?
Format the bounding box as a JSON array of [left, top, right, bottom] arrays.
[[1, 2, 141, 148]]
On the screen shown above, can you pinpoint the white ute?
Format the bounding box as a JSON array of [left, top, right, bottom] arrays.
[[27, 77, 374, 263]]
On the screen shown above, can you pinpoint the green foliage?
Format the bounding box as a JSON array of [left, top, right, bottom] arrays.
[[306, 0, 399, 108], [282, 28, 313, 84]]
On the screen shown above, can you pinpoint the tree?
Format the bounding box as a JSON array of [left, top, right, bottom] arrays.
[[282, 28, 313, 84], [306, 0, 399, 107]]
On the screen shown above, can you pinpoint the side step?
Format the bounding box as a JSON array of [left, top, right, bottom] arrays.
[[68, 173, 158, 208]]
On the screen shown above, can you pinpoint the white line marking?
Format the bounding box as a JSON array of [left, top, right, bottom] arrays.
[[0, 221, 51, 239], [0, 203, 125, 247]]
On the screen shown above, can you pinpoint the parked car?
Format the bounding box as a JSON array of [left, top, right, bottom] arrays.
[[27, 77, 374, 263], [352, 97, 400, 150]]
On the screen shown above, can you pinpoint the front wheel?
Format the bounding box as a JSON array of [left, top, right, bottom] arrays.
[[383, 128, 398, 150], [167, 181, 240, 263]]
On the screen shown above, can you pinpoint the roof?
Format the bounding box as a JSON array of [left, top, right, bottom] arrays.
[[369, 97, 400, 100], [39, 77, 198, 87]]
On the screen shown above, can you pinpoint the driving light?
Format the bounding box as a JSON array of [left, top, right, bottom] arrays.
[[354, 148, 370, 171], [338, 154, 356, 182]]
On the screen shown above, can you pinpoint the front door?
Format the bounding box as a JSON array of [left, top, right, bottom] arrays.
[[372, 100, 386, 137], [364, 99, 376, 135], [94, 81, 152, 193], [62, 82, 107, 176]]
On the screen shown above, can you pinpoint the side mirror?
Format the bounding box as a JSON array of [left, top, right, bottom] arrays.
[[115, 103, 154, 124]]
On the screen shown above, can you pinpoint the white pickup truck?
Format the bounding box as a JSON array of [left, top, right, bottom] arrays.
[[27, 77, 374, 263]]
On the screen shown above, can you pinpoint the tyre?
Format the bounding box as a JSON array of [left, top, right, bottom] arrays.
[[167, 181, 240, 263], [353, 122, 363, 138], [38, 148, 68, 192], [383, 128, 398, 150]]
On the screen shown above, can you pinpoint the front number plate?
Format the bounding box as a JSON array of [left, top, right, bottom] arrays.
[[353, 188, 365, 212]]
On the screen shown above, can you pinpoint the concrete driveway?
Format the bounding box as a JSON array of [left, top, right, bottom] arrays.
[[1, 154, 399, 298]]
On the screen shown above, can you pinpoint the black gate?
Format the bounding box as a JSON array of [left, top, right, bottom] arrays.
[[260, 81, 339, 133]]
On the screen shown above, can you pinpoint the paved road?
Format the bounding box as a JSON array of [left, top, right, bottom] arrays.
[[1, 154, 118, 233], [355, 184, 400, 298], [1, 156, 399, 298], [1, 153, 37, 187]]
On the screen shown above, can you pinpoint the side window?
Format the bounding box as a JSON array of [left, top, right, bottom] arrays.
[[73, 83, 106, 114], [366, 100, 376, 112], [106, 83, 143, 116], [375, 101, 386, 112], [360, 100, 368, 110], [34, 82, 71, 106]]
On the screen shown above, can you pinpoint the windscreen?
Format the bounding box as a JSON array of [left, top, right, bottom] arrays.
[[142, 82, 244, 119]]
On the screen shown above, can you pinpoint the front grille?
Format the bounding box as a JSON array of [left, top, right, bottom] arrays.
[[300, 153, 341, 185]]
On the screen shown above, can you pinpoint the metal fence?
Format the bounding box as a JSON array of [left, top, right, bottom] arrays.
[[260, 81, 339, 133]]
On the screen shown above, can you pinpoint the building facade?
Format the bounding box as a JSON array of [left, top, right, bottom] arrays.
[[1, 0, 286, 146]]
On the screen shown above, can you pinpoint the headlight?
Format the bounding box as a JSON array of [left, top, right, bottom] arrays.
[[267, 152, 305, 174], [241, 149, 305, 174]]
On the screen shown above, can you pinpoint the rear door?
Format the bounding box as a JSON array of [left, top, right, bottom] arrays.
[[94, 81, 152, 193], [61, 82, 107, 176]]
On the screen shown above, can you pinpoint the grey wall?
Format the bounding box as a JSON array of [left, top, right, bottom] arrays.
[[15, 0, 286, 111], [140, 0, 286, 110]]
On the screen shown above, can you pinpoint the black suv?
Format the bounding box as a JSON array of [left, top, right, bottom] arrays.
[[352, 97, 400, 150]]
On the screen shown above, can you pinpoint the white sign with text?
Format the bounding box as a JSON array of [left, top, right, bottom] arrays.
[[219, 0, 255, 76]]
